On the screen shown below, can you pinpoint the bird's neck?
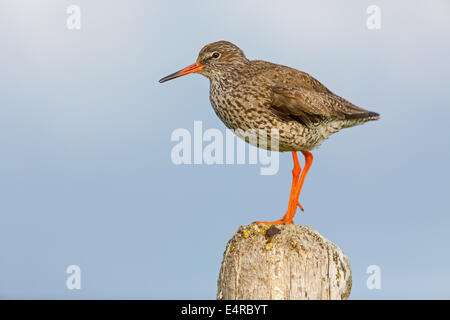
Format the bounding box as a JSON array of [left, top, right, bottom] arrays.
[[209, 65, 246, 90], [210, 73, 231, 87]]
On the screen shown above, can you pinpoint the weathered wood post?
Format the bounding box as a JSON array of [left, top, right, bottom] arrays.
[[217, 223, 351, 300]]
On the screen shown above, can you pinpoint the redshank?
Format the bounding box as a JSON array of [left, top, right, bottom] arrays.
[[159, 41, 379, 224]]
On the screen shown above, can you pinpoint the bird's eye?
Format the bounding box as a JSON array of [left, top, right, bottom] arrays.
[[212, 52, 220, 59]]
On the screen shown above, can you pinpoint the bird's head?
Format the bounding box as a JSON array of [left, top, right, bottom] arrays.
[[159, 41, 248, 83]]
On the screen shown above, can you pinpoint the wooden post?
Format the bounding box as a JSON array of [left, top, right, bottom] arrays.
[[217, 224, 352, 300]]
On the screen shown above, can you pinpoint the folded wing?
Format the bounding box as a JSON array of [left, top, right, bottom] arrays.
[[269, 83, 379, 127]]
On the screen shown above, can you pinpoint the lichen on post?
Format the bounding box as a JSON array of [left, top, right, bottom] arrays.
[[217, 223, 351, 300]]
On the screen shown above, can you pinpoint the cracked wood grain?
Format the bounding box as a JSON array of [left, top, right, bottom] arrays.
[[217, 224, 351, 300]]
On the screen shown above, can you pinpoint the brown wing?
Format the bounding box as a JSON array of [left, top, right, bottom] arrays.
[[269, 83, 379, 127], [252, 60, 332, 93]]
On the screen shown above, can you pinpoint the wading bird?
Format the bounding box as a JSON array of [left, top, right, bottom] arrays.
[[159, 41, 379, 224]]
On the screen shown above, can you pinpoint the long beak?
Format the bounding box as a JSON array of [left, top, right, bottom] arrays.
[[159, 62, 204, 83]]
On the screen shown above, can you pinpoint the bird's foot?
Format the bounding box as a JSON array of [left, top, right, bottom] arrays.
[[256, 200, 304, 225], [256, 218, 293, 225], [256, 212, 293, 225]]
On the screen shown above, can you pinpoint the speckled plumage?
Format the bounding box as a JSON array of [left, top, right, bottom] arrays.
[[191, 41, 379, 151]]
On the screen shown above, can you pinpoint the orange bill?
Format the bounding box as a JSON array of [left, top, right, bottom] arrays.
[[159, 62, 204, 83]]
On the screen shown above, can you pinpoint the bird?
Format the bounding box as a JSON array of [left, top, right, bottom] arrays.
[[159, 41, 379, 224]]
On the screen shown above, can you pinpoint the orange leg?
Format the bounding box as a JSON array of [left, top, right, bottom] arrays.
[[283, 151, 313, 224], [257, 152, 304, 224]]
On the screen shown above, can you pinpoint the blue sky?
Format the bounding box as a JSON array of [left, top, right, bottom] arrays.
[[0, 0, 449, 299]]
